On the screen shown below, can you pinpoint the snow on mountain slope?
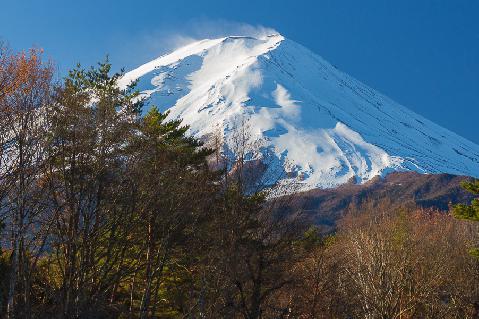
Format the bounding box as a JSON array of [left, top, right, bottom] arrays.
[[120, 33, 479, 191]]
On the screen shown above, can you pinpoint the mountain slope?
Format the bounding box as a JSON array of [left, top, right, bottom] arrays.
[[119, 34, 479, 191], [278, 172, 474, 231]]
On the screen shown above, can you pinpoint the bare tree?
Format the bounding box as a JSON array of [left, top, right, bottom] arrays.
[[0, 45, 53, 319], [195, 116, 307, 319], [336, 205, 479, 319]]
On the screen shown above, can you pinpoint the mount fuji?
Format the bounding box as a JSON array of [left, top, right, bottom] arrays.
[[119, 33, 479, 191]]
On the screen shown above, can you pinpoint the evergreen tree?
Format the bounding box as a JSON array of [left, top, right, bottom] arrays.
[[453, 179, 479, 258], [129, 106, 217, 318], [43, 59, 143, 317]]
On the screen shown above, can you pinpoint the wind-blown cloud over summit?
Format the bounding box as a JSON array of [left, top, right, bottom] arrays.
[[116, 20, 277, 72]]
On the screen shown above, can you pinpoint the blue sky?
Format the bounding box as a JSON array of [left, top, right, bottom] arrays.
[[1, 0, 478, 143]]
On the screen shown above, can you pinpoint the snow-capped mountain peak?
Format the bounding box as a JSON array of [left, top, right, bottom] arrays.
[[120, 33, 479, 191]]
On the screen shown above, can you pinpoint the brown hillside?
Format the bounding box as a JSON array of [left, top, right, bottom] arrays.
[[279, 172, 475, 231]]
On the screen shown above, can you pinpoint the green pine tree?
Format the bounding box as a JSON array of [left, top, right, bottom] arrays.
[[453, 179, 479, 258]]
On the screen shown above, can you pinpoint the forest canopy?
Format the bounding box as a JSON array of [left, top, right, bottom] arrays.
[[0, 43, 478, 319]]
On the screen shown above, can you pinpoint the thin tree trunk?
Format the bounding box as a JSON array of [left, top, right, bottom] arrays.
[[129, 273, 137, 319], [7, 235, 19, 319], [140, 222, 154, 319]]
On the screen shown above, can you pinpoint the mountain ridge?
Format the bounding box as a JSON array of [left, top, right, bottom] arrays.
[[278, 171, 475, 231]]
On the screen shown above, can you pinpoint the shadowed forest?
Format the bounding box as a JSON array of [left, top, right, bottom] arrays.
[[1, 44, 479, 319]]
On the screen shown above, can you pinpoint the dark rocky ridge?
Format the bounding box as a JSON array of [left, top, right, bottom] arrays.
[[279, 171, 475, 231]]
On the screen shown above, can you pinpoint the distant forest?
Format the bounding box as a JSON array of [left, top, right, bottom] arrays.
[[1, 44, 479, 319]]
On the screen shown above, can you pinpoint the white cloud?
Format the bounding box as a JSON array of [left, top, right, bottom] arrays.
[[110, 19, 278, 72]]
